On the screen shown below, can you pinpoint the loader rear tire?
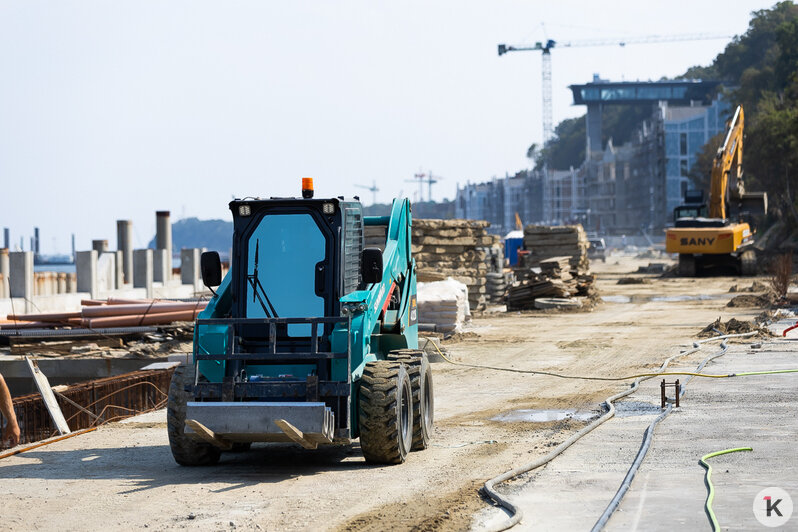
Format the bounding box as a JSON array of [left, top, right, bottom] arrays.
[[167, 364, 221, 466], [387, 350, 434, 450], [358, 361, 413, 464]]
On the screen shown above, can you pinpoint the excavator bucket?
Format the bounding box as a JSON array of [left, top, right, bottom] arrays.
[[739, 192, 767, 218]]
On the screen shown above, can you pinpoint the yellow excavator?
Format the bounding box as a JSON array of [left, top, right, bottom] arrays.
[[665, 105, 767, 276]]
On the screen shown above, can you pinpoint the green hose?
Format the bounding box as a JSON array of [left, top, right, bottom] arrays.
[[699, 447, 753, 532]]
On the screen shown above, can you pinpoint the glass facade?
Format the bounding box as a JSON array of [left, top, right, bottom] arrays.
[[579, 85, 692, 103], [663, 97, 729, 216]]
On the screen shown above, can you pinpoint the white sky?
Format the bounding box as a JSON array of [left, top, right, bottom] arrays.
[[0, 1, 777, 254]]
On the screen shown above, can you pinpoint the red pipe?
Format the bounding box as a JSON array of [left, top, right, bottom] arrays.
[[81, 302, 206, 318], [6, 311, 82, 322], [82, 309, 203, 328], [783, 322, 798, 337], [106, 297, 159, 305]]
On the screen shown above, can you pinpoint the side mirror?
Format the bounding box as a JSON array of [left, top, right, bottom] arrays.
[[200, 251, 222, 287], [360, 248, 383, 284]]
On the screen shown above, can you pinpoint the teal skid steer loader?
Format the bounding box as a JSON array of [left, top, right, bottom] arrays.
[[167, 179, 434, 465]]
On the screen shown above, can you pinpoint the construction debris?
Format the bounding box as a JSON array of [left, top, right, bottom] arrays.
[[412, 219, 498, 312], [728, 281, 769, 293], [697, 317, 774, 338], [617, 277, 652, 285], [507, 253, 595, 311], [636, 263, 667, 274], [534, 297, 583, 310], [0, 323, 194, 360], [726, 294, 772, 308]]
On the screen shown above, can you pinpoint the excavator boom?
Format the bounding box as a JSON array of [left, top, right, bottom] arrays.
[[708, 106, 744, 219]]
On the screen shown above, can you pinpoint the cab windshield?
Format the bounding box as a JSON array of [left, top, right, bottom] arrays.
[[245, 213, 326, 336]]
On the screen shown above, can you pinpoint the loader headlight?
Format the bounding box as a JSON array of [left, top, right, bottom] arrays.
[[322, 203, 335, 215], [238, 205, 251, 217]]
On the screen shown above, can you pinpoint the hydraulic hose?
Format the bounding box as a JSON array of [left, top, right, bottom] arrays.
[[699, 447, 753, 532]]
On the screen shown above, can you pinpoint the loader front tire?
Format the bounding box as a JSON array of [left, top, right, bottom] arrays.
[[358, 361, 413, 464], [387, 350, 434, 450], [167, 364, 221, 466]]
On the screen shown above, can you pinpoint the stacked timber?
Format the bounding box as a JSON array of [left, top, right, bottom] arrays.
[[522, 225, 590, 273], [506, 256, 595, 310], [412, 219, 494, 312]]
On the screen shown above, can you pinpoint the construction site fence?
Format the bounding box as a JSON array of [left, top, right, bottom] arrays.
[[1, 367, 175, 450]]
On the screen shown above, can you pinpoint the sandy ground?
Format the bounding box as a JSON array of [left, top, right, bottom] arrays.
[[0, 254, 788, 531]]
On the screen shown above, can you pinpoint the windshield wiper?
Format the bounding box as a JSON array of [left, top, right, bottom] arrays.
[[247, 239, 278, 318]]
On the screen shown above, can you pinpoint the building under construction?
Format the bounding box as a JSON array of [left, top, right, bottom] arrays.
[[456, 77, 730, 236]]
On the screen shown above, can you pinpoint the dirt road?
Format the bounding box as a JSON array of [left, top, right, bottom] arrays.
[[0, 255, 774, 531]]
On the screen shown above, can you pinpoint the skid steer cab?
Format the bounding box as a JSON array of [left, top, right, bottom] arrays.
[[167, 179, 434, 466]]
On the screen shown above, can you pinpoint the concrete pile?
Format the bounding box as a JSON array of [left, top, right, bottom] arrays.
[[412, 219, 496, 312], [521, 225, 590, 273]]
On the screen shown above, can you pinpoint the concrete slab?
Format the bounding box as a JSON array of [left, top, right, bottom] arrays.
[[475, 339, 798, 531]]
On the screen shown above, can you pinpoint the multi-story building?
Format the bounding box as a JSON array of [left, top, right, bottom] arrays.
[[455, 171, 544, 235], [456, 78, 730, 236]]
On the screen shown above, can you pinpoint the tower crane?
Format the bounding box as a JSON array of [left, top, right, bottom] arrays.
[[355, 180, 380, 205], [405, 171, 443, 202], [497, 32, 732, 144]]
